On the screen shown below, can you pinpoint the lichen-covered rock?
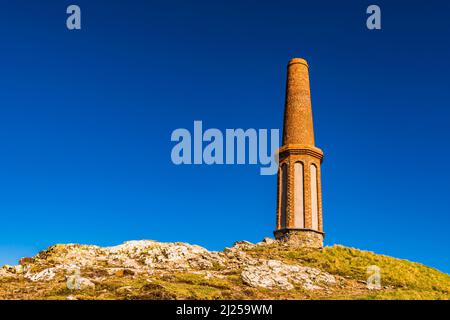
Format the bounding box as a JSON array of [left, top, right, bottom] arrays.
[[241, 259, 336, 290], [141, 242, 224, 270], [19, 240, 226, 275], [66, 274, 95, 290], [0, 266, 16, 278], [257, 237, 276, 245], [25, 268, 56, 282]]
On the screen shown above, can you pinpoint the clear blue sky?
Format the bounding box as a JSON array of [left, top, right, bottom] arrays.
[[0, 1, 449, 274]]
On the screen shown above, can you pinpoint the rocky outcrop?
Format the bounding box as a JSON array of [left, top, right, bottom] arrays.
[[1, 240, 447, 300], [241, 260, 336, 290], [0, 239, 339, 299], [22, 240, 227, 277]]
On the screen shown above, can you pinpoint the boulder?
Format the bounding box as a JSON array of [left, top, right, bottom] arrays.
[[66, 274, 95, 290], [25, 268, 56, 282], [241, 259, 336, 291]]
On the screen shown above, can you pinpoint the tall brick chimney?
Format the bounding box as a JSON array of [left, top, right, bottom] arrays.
[[274, 58, 325, 248]]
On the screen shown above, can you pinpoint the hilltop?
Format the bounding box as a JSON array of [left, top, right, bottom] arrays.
[[0, 239, 448, 300]]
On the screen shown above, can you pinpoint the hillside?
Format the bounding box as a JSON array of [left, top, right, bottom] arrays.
[[0, 239, 448, 300]]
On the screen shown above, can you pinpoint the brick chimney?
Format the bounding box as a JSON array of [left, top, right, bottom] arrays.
[[274, 58, 325, 248]]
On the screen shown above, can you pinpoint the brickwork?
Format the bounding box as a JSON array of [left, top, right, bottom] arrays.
[[275, 58, 325, 248]]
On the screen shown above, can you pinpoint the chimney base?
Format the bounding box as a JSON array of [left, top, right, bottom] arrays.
[[273, 229, 324, 248]]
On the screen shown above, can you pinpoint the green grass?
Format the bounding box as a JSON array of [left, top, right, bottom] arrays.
[[246, 244, 450, 299], [151, 273, 236, 299]]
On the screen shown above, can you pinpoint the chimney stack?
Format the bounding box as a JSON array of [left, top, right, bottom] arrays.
[[282, 58, 315, 146], [275, 58, 325, 248]]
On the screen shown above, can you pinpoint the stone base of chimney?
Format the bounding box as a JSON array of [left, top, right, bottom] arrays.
[[273, 229, 324, 248]]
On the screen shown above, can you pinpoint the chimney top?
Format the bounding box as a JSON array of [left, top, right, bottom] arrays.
[[288, 58, 308, 68]]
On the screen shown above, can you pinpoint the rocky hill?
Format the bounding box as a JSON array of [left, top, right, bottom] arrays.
[[0, 239, 448, 300]]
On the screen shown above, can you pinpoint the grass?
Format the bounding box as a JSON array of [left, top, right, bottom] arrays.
[[246, 244, 450, 299]]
